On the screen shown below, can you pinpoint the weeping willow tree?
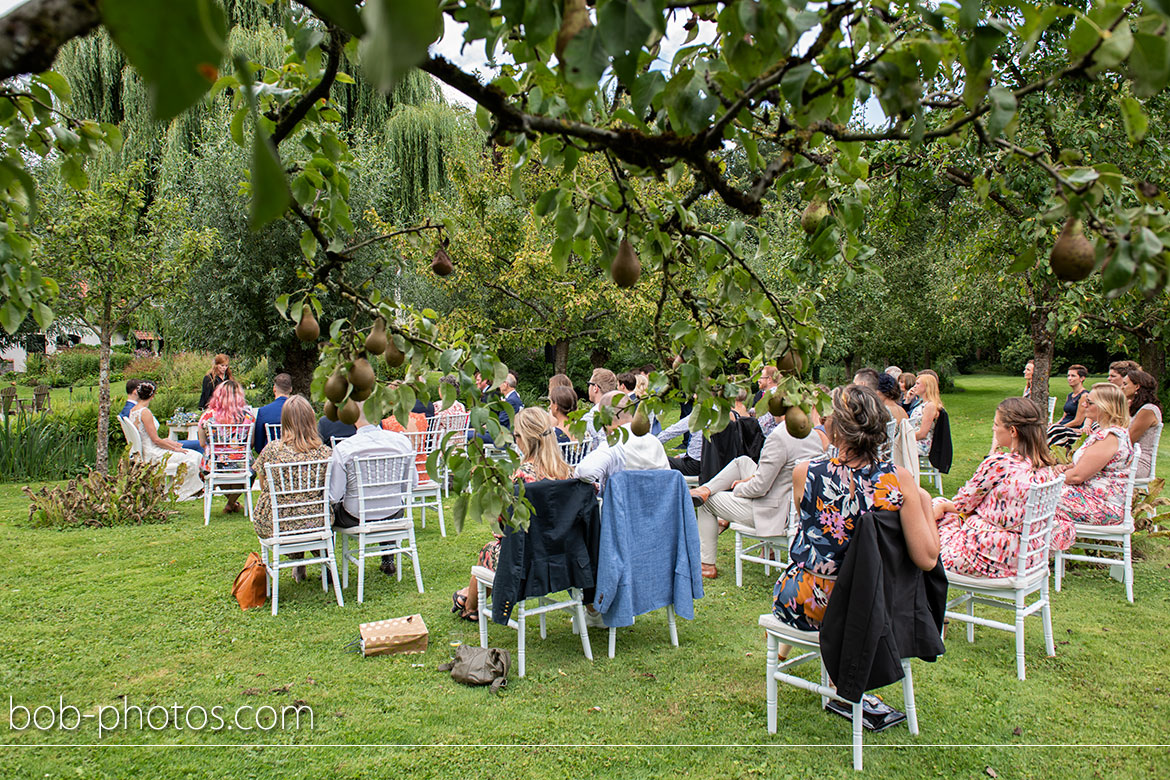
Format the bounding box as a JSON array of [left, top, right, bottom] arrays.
[[43, 0, 471, 391]]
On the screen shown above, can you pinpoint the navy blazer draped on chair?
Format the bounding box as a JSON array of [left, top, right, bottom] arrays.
[[491, 479, 601, 625]]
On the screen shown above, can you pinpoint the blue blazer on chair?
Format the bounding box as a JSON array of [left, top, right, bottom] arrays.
[[593, 469, 705, 628]]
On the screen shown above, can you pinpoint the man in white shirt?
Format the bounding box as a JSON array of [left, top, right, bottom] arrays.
[[328, 401, 418, 574], [582, 368, 619, 448], [576, 391, 669, 497]]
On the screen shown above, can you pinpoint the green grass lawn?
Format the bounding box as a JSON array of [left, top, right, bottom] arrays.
[[1, 374, 1167, 778]]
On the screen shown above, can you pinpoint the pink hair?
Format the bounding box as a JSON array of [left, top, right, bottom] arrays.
[[208, 380, 247, 422]]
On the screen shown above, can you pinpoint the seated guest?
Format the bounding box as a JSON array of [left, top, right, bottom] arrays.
[[631, 373, 661, 435], [1108, 359, 1142, 386], [1022, 360, 1034, 398], [328, 399, 418, 575], [852, 367, 882, 392], [453, 408, 572, 621], [382, 381, 427, 434], [126, 382, 204, 501], [753, 365, 779, 407], [876, 373, 909, 423], [198, 380, 255, 514], [617, 371, 638, 396], [500, 372, 524, 424], [576, 391, 669, 496], [885, 365, 902, 378], [909, 373, 943, 456], [898, 371, 917, 413], [933, 397, 1058, 577], [252, 372, 292, 453], [250, 395, 332, 582], [1052, 383, 1135, 545], [550, 385, 578, 443], [656, 397, 702, 476], [548, 373, 573, 398], [1120, 369, 1162, 479], [1047, 364, 1091, 449], [690, 407, 826, 579], [773, 385, 937, 649], [318, 412, 356, 445], [431, 374, 468, 434], [120, 378, 141, 418], [582, 368, 618, 447]]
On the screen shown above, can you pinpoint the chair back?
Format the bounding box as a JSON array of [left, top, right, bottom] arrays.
[[0, 386, 15, 414], [1014, 473, 1067, 580], [205, 421, 254, 476], [264, 458, 332, 538], [119, 415, 143, 459], [559, 438, 591, 467], [1136, 425, 1161, 485], [351, 453, 414, 526], [1047, 395, 1057, 425], [1122, 444, 1142, 526], [265, 423, 282, 444], [428, 410, 470, 435], [879, 418, 897, 461], [401, 428, 443, 484], [33, 384, 50, 412]]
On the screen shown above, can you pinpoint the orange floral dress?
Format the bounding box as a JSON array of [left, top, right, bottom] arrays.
[[773, 455, 904, 631]]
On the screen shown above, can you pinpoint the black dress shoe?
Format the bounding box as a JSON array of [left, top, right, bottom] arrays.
[[380, 554, 397, 576]]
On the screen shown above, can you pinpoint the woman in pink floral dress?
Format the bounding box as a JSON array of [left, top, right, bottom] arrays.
[[1053, 383, 1135, 541], [933, 397, 1058, 577]]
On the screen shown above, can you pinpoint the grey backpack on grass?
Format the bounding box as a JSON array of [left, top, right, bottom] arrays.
[[438, 646, 511, 694]]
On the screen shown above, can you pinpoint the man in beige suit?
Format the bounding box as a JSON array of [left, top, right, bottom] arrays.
[[690, 417, 826, 579]]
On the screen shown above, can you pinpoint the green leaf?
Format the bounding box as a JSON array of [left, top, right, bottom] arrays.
[[35, 71, 71, 103], [249, 133, 290, 229], [964, 26, 1006, 75], [1091, 16, 1133, 73], [598, 0, 654, 59], [59, 156, 88, 190], [562, 26, 608, 91], [359, 0, 441, 94], [1129, 33, 1170, 98], [780, 63, 813, 110], [300, 229, 318, 260], [1120, 96, 1148, 143], [101, 0, 226, 121], [307, 0, 367, 37], [985, 86, 1017, 138], [0, 301, 23, 334], [630, 70, 666, 116]]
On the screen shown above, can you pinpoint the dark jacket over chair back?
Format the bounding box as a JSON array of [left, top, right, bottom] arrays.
[[928, 408, 953, 474], [819, 509, 947, 704], [699, 413, 765, 483], [491, 479, 601, 625]]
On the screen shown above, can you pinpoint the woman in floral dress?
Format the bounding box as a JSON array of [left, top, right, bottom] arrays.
[[773, 385, 938, 645], [452, 408, 572, 621], [1053, 383, 1135, 544], [932, 397, 1058, 578]]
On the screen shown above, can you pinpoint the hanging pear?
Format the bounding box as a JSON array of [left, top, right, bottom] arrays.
[[338, 398, 361, 425], [349, 358, 376, 393], [383, 338, 405, 367], [612, 238, 642, 288], [431, 245, 453, 276], [364, 318, 388, 356], [324, 370, 349, 405], [800, 199, 830, 234], [785, 406, 812, 439], [324, 400, 340, 422], [294, 304, 319, 343], [767, 391, 787, 419], [631, 406, 651, 437], [556, 0, 591, 61], [1049, 218, 1095, 281], [777, 350, 803, 375]]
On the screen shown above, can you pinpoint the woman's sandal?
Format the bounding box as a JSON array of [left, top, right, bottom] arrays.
[[460, 610, 479, 623], [451, 591, 468, 615], [717, 518, 730, 534]]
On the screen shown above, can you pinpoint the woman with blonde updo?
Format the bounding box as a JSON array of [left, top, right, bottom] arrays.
[[452, 407, 572, 621]]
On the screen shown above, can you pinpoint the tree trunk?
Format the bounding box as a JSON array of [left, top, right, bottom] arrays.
[[282, 340, 319, 398], [1139, 336, 1165, 387], [1029, 312, 1055, 415], [96, 304, 112, 475], [590, 346, 609, 369], [553, 338, 569, 376]]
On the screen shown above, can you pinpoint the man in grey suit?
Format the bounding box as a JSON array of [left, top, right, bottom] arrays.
[[690, 416, 826, 579]]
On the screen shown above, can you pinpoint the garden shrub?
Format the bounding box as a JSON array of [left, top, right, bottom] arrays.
[[163, 351, 214, 394], [122, 355, 165, 381], [0, 412, 98, 482], [23, 456, 180, 528]]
